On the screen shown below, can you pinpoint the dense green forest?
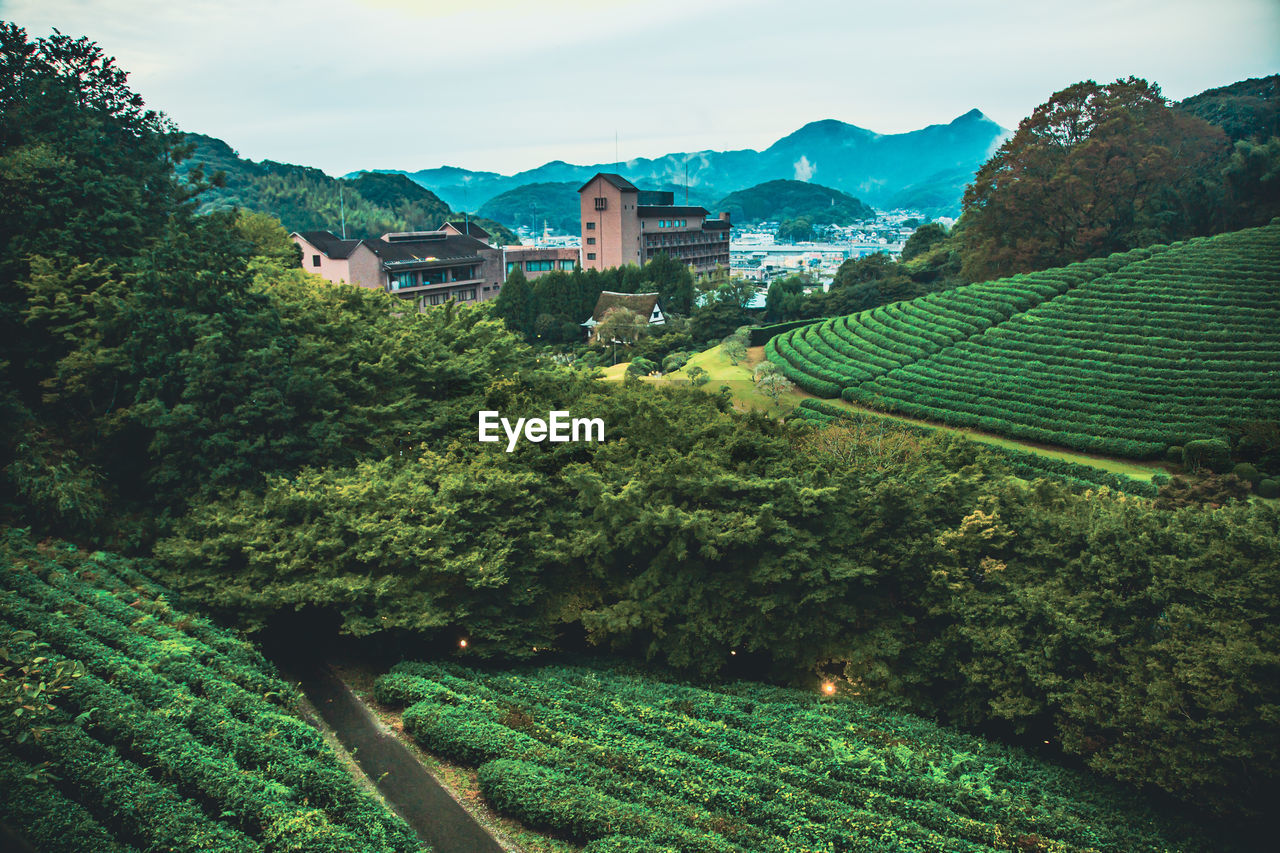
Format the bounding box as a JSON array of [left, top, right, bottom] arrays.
[[180, 132, 518, 243], [478, 180, 582, 234], [2, 21, 1279, 851]]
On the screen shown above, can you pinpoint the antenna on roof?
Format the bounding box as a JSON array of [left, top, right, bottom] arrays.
[[339, 183, 347, 239]]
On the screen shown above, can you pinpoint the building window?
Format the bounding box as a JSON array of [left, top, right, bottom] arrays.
[[586, 237, 596, 245], [585, 221, 596, 230], [311, 254, 321, 267], [526, 260, 554, 272], [427, 293, 446, 306], [587, 252, 596, 260], [594, 197, 607, 210], [557, 260, 575, 270], [506, 262, 517, 274], [456, 289, 476, 301], [393, 271, 416, 290]]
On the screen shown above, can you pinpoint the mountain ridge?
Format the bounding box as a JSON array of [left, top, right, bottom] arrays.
[[356, 110, 1010, 219]]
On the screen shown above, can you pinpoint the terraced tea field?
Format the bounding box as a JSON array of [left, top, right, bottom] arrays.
[[766, 223, 1280, 459], [0, 531, 421, 853], [376, 661, 1218, 853]]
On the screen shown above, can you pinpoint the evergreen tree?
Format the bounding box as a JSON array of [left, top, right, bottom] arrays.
[[494, 267, 535, 337]]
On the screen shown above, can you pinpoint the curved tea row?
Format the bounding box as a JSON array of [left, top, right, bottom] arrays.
[[376, 661, 1212, 853], [766, 224, 1280, 458], [0, 531, 421, 853]]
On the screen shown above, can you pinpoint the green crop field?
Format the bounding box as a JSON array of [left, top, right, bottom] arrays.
[[0, 531, 422, 853], [375, 661, 1219, 853], [766, 223, 1280, 459]]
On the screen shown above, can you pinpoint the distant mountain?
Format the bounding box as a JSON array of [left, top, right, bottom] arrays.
[[478, 181, 580, 235], [714, 179, 874, 224], [180, 133, 516, 243], [357, 110, 1010, 218]]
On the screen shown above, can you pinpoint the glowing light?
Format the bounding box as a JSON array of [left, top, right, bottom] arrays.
[[459, 639, 468, 649], [730, 651, 737, 656], [822, 682, 836, 695]]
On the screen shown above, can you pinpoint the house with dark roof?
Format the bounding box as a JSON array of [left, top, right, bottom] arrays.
[[440, 220, 492, 241], [578, 172, 731, 278], [582, 291, 665, 341], [292, 225, 505, 309]]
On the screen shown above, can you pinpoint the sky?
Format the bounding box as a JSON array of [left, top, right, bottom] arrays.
[[3, 0, 1278, 177]]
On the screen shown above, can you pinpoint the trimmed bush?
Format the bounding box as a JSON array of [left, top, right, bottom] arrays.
[[1258, 478, 1280, 498], [1183, 439, 1233, 473], [1233, 462, 1262, 484]]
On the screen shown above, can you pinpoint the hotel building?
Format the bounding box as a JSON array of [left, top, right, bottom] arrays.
[[578, 173, 730, 278]]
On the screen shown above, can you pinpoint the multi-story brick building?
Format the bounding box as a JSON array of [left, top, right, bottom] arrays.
[[292, 227, 505, 308], [578, 173, 730, 277]]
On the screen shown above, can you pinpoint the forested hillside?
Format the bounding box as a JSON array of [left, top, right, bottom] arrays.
[[179, 132, 517, 243], [715, 179, 875, 224]]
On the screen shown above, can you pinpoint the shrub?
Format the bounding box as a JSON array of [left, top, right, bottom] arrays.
[[626, 357, 657, 377], [1233, 462, 1262, 484], [660, 352, 689, 373], [1182, 439, 1232, 473], [1166, 445, 1183, 464], [1258, 478, 1280, 499]]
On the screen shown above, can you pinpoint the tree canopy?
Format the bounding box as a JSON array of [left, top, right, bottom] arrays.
[[961, 78, 1229, 280]]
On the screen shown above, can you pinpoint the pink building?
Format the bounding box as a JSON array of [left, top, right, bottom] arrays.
[[579, 173, 730, 278], [292, 227, 505, 308]]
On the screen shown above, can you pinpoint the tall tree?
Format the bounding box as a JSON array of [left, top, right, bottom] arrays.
[[494, 267, 535, 338], [960, 78, 1228, 280]]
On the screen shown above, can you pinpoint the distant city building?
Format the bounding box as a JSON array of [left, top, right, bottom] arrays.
[[578, 173, 730, 278], [502, 245, 581, 281], [582, 290, 665, 342], [292, 226, 504, 309]]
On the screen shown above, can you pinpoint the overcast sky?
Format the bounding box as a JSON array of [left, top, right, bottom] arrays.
[[3, 0, 1277, 177]]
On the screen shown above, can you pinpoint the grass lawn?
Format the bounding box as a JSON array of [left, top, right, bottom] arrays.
[[604, 343, 1166, 482]]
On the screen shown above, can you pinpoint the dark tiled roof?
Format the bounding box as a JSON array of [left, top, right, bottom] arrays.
[[591, 290, 661, 323], [578, 173, 638, 194], [702, 219, 731, 231], [295, 230, 361, 259], [442, 220, 492, 240], [637, 206, 709, 218], [364, 233, 493, 265]]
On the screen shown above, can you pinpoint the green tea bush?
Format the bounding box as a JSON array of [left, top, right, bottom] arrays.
[[767, 226, 1280, 461]]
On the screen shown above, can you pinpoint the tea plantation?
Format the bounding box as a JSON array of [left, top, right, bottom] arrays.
[[0, 531, 423, 853], [766, 223, 1280, 459], [376, 661, 1221, 853]]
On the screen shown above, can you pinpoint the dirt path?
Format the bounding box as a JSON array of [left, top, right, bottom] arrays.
[[291, 661, 507, 853]]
